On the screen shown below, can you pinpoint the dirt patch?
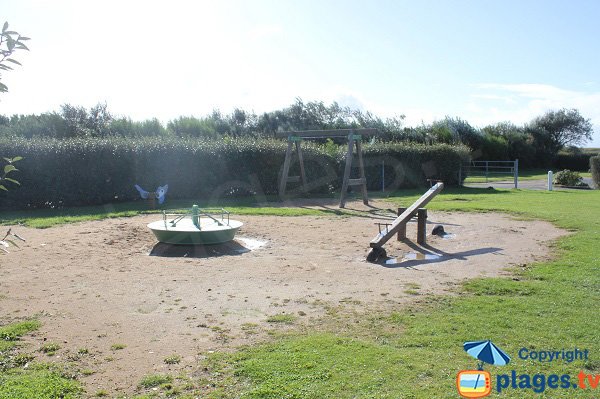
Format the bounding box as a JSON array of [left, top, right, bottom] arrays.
[[0, 200, 566, 395]]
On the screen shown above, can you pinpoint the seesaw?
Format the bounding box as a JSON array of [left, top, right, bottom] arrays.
[[367, 182, 444, 262]]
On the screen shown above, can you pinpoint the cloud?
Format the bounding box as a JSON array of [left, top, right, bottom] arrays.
[[465, 83, 600, 146], [469, 83, 600, 122]]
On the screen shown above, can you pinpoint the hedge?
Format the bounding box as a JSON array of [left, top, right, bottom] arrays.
[[0, 137, 468, 209], [554, 152, 597, 171], [360, 142, 469, 190], [591, 156, 600, 189]]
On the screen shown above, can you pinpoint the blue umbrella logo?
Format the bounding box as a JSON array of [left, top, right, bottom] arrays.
[[464, 340, 511, 370]]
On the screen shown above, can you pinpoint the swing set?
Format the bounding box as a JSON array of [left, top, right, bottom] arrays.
[[275, 128, 378, 208]]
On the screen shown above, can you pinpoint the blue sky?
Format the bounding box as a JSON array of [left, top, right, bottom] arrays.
[[3, 0, 600, 145]]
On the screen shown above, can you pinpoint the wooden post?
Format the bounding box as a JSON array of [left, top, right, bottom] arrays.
[[279, 139, 294, 197], [417, 208, 427, 244], [295, 140, 308, 192], [279, 136, 308, 197], [397, 207, 407, 241], [339, 133, 369, 208], [355, 139, 368, 205], [339, 133, 355, 208], [370, 183, 443, 249]]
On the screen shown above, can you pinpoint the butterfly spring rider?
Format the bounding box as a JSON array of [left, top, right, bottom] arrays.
[[134, 184, 168, 207]]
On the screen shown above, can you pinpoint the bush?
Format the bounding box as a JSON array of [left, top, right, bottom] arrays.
[[0, 137, 468, 209], [591, 156, 600, 188], [553, 169, 583, 186]]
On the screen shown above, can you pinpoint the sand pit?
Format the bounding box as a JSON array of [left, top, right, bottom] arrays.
[[0, 201, 566, 394]]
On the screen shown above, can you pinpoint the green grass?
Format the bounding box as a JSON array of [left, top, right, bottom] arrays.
[[76, 348, 89, 355], [203, 188, 600, 398], [39, 343, 60, 356], [0, 320, 41, 354], [2, 188, 600, 397], [138, 374, 173, 389], [464, 168, 592, 184], [266, 314, 297, 324], [0, 320, 41, 342], [403, 282, 421, 296], [110, 343, 126, 351], [163, 354, 181, 365], [0, 198, 338, 228], [0, 367, 81, 399], [463, 168, 542, 183], [0, 320, 81, 399]]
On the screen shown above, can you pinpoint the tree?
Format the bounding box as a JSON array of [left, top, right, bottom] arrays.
[[0, 21, 30, 94], [60, 103, 113, 137], [529, 108, 593, 153]]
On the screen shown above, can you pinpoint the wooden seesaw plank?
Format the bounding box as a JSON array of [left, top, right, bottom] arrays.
[[370, 182, 444, 248]]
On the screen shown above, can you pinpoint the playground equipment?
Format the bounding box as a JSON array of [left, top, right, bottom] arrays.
[[147, 206, 242, 245], [135, 184, 169, 206], [276, 128, 378, 208], [367, 182, 444, 262]]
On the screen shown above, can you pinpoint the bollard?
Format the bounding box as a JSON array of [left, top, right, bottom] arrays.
[[548, 171, 553, 191]]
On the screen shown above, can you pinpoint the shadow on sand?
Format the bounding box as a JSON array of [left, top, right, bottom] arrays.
[[149, 240, 251, 258], [381, 240, 503, 269]]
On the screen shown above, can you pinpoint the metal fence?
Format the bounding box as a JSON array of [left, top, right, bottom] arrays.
[[460, 160, 519, 189]]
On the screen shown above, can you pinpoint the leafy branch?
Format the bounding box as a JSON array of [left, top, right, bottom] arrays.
[[1, 156, 22, 191], [0, 21, 30, 93]]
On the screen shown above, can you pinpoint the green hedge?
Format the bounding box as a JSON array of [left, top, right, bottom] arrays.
[[361, 142, 469, 190], [591, 156, 600, 189], [0, 138, 468, 209], [554, 152, 597, 171]]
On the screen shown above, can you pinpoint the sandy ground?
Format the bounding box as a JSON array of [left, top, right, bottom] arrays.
[[0, 200, 566, 396]]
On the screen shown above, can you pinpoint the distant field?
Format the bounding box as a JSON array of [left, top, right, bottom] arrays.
[[582, 147, 600, 154], [464, 168, 592, 184]]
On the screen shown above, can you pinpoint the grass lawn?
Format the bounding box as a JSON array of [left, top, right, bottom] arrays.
[[0, 321, 81, 399], [202, 188, 600, 398], [1, 188, 599, 398], [0, 198, 333, 229]]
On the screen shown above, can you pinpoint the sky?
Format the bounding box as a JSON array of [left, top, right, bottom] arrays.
[[2, 0, 600, 146]]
